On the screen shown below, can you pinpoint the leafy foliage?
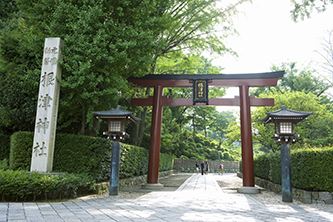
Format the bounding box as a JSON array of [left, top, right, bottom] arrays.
[[0, 133, 10, 160], [9, 131, 33, 171], [0, 16, 42, 134], [251, 62, 332, 98], [252, 90, 333, 152], [291, 0, 333, 22], [291, 147, 333, 191], [0, 0, 249, 136], [9, 131, 173, 181], [0, 170, 94, 201], [253, 146, 333, 192]]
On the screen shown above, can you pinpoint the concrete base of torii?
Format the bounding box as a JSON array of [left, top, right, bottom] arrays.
[[237, 186, 261, 194], [141, 183, 164, 190]]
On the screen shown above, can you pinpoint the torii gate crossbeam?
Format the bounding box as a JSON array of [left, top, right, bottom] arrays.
[[128, 71, 284, 191]]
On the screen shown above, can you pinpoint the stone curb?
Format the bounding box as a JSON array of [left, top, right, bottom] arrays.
[[237, 172, 333, 204], [92, 170, 173, 195]]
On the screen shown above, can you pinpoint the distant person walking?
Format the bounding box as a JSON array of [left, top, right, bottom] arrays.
[[205, 161, 209, 175], [201, 161, 205, 175], [195, 161, 200, 174], [219, 163, 224, 175]]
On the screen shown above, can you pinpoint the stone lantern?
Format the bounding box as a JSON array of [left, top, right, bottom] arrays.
[[260, 105, 312, 202], [92, 105, 139, 195], [261, 105, 312, 144]]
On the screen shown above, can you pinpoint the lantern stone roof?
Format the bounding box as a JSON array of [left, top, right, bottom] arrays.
[[260, 105, 312, 124], [92, 106, 140, 123]]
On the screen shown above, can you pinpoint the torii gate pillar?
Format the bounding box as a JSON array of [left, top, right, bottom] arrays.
[[142, 85, 164, 189], [238, 85, 257, 193], [128, 71, 284, 192]]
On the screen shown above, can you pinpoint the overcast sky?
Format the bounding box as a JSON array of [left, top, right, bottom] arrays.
[[214, 0, 333, 74], [212, 0, 333, 112]]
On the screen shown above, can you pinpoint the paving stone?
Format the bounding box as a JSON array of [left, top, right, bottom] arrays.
[[2, 173, 333, 221]]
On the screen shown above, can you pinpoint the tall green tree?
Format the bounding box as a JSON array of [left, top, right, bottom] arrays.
[[251, 62, 332, 99], [1, 0, 171, 135], [0, 0, 249, 136], [228, 62, 333, 152], [128, 0, 248, 146], [0, 13, 43, 134], [252, 90, 333, 152]]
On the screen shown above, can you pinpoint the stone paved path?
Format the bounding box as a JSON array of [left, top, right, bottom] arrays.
[[1, 174, 333, 221]]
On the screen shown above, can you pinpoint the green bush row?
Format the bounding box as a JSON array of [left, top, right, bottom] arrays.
[[253, 147, 333, 192], [9, 131, 173, 182], [0, 170, 94, 202], [9, 132, 112, 181], [0, 133, 10, 160]]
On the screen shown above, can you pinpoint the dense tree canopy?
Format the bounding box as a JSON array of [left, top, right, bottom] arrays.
[[251, 62, 332, 98], [227, 62, 333, 153], [252, 90, 333, 152], [0, 0, 249, 135]]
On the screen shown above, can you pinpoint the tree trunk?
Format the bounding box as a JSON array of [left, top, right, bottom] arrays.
[[129, 87, 150, 147], [80, 99, 86, 135], [217, 131, 223, 150], [192, 115, 195, 140], [137, 106, 148, 146], [130, 109, 141, 145], [88, 118, 101, 137]]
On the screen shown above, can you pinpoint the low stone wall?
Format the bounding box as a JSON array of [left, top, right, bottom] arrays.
[[237, 172, 333, 204], [173, 159, 238, 173], [93, 170, 173, 195]]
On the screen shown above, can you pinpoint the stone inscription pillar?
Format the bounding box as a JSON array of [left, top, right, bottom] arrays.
[[30, 38, 63, 172]]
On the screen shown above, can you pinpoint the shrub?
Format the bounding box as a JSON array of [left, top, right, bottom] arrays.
[[160, 153, 173, 171], [223, 152, 230, 160], [10, 131, 33, 171], [0, 159, 9, 170], [209, 150, 219, 160], [120, 143, 149, 178], [253, 147, 333, 192], [0, 170, 94, 202], [204, 140, 211, 147], [0, 133, 10, 160], [9, 132, 173, 182], [253, 155, 270, 180], [291, 147, 333, 192], [53, 134, 112, 182]]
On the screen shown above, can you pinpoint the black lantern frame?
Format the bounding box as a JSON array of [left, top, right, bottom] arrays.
[[260, 105, 312, 144], [92, 105, 139, 196], [92, 105, 139, 141]]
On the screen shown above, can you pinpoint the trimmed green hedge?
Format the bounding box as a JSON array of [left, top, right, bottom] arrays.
[[10, 131, 33, 171], [0, 133, 10, 161], [53, 134, 112, 182], [9, 132, 112, 182], [9, 132, 173, 182], [0, 170, 94, 202], [253, 147, 333, 192], [291, 148, 333, 192]]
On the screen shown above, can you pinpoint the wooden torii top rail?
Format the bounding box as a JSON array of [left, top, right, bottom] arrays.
[[128, 71, 284, 107], [128, 71, 284, 87]]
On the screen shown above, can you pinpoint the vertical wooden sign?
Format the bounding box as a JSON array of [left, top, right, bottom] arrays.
[[30, 38, 63, 172], [193, 79, 209, 105]]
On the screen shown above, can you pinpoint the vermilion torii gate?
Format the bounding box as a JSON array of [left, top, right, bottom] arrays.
[[128, 71, 284, 192]]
